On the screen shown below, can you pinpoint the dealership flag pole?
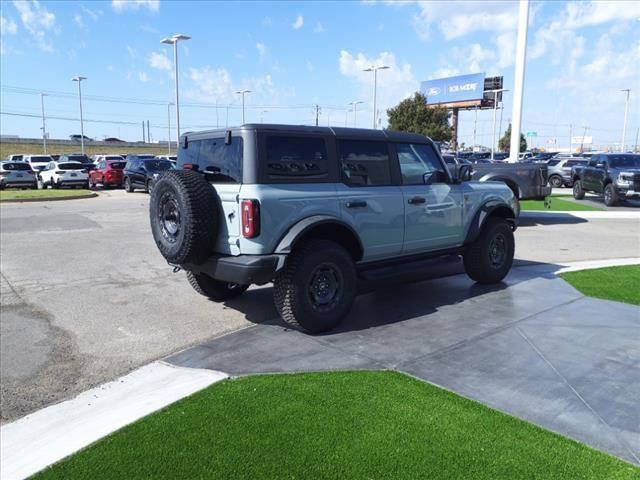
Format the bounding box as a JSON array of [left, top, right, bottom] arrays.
[[508, 0, 529, 162]]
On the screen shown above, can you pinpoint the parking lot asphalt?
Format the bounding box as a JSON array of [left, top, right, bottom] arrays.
[[1, 189, 639, 423]]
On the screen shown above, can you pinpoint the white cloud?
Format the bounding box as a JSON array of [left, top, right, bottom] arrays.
[[140, 24, 159, 33], [80, 5, 100, 21], [262, 16, 272, 26], [256, 42, 267, 59], [313, 21, 324, 33], [185, 66, 293, 107], [306, 60, 314, 73], [111, 0, 159, 13], [138, 71, 149, 82], [339, 50, 417, 122], [1, 16, 18, 35], [73, 14, 84, 28], [292, 14, 304, 30], [148, 50, 171, 71], [12, 0, 56, 51]]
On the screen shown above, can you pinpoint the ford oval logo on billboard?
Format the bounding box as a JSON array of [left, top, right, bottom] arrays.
[[421, 73, 485, 105]]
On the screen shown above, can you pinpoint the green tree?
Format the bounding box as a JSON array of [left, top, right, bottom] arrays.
[[499, 123, 527, 152], [386, 92, 452, 142]]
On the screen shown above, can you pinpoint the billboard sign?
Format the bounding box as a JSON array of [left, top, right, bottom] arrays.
[[421, 73, 486, 106]]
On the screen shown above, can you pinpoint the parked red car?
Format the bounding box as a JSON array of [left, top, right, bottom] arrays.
[[89, 157, 127, 188]]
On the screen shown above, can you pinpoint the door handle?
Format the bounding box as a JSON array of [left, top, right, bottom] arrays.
[[345, 200, 367, 208], [408, 196, 426, 205]]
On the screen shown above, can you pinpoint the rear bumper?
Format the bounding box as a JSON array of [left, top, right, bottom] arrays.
[[182, 254, 285, 285], [0, 179, 37, 187]]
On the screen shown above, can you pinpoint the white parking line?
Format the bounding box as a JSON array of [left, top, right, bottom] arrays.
[[520, 211, 640, 220], [0, 362, 227, 480]]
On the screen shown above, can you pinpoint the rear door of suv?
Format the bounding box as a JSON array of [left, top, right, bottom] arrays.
[[178, 134, 243, 255], [335, 139, 404, 261]]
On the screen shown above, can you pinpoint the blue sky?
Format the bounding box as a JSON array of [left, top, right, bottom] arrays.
[[1, 0, 639, 151]]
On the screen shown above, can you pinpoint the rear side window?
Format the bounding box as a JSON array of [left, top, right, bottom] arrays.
[[179, 137, 243, 183], [266, 136, 328, 179], [3, 162, 31, 171], [109, 162, 126, 169], [338, 140, 391, 186], [30, 156, 51, 162]]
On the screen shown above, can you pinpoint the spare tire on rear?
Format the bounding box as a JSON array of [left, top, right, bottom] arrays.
[[149, 170, 218, 264]]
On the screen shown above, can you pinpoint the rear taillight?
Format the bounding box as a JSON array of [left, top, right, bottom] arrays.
[[241, 199, 260, 238], [0, 172, 9, 177], [183, 163, 195, 170]]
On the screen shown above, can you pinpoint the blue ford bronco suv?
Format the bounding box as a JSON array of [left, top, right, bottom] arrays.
[[150, 125, 518, 333]]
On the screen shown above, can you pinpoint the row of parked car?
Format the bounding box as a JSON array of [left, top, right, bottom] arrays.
[[0, 153, 176, 191]]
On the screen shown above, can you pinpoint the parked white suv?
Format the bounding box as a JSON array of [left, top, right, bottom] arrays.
[[23, 154, 54, 173], [40, 160, 90, 189]]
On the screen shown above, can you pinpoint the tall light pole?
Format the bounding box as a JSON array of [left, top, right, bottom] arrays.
[[167, 102, 174, 155], [621, 89, 631, 152], [235, 89, 251, 124], [508, 0, 529, 162], [348, 101, 363, 127], [40, 93, 48, 153], [71, 76, 87, 154], [363, 65, 389, 129], [161, 34, 191, 149], [490, 88, 509, 160]]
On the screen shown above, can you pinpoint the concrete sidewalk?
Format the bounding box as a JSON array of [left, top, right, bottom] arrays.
[[168, 264, 640, 464]]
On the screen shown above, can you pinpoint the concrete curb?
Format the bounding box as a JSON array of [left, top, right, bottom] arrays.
[[0, 192, 98, 203], [520, 210, 640, 220], [552, 257, 640, 274], [0, 362, 227, 480]]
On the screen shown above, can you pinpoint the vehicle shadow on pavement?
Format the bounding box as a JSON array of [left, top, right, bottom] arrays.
[[517, 216, 588, 227]]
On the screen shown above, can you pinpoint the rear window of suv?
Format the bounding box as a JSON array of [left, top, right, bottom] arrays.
[[3, 162, 32, 171], [266, 136, 328, 179], [180, 137, 243, 183]]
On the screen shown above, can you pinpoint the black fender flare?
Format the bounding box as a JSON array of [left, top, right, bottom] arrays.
[[274, 215, 364, 261], [464, 200, 517, 245]]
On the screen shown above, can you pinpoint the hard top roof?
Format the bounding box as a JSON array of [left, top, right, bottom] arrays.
[[183, 124, 432, 144]]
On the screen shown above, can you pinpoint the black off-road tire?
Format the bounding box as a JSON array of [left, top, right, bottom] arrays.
[[573, 180, 585, 199], [603, 183, 619, 207], [149, 169, 218, 265], [124, 177, 134, 193], [463, 217, 514, 284], [273, 239, 357, 333], [549, 175, 563, 188], [186, 271, 248, 302]]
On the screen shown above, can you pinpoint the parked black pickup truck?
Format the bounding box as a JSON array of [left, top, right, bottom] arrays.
[[571, 153, 640, 206], [442, 154, 551, 215]]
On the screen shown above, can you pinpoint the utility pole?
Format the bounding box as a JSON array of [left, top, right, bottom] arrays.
[[579, 126, 588, 152], [621, 89, 630, 152], [72, 76, 87, 155], [634, 127, 639, 153], [313, 104, 321, 126], [508, 0, 529, 162], [498, 102, 504, 150], [40, 93, 48, 154], [472, 106, 478, 151], [147, 120, 151, 143], [142, 121, 146, 143], [490, 89, 509, 161]]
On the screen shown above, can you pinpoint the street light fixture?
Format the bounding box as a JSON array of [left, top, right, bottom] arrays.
[[161, 33, 191, 149], [235, 90, 251, 124], [71, 76, 87, 154], [348, 101, 363, 128], [40, 93, 48, 154], [362, 65, 389, 129]]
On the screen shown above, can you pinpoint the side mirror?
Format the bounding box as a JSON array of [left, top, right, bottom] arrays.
[[456, 164, 473, 183]]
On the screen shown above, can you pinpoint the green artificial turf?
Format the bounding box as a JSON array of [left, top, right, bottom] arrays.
[[35, 371, 637, 480], [0, 189, 94, 201], [520, 194, 603, 211], [561, 265, 640, 306]]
